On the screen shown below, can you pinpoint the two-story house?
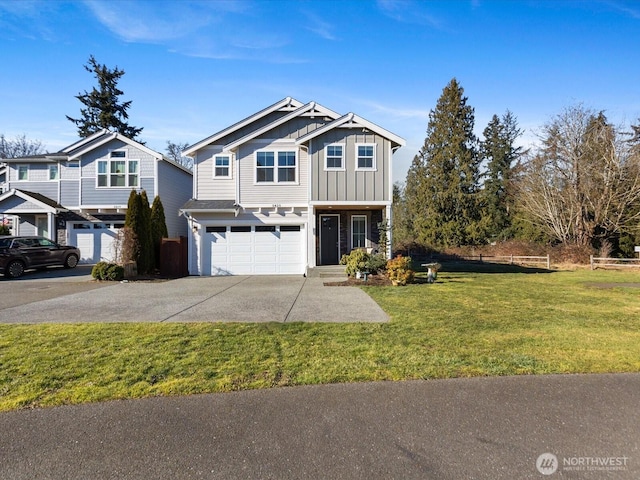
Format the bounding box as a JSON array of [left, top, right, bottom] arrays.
[[181, 97, 405, 276], [0, 130, 193, 264]]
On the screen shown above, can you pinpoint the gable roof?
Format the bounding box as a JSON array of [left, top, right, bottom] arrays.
[[222, 101, 341, 152], [0, 189, 67, 213], [295, 112, 406, 147], [183, 97, 305, 156], [66, 131, 164, 160]]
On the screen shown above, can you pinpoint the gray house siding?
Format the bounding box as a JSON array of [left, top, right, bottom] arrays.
[[80, 139, 157, 206], [18, 215, 37, 236], [157, 160, 192, 238], [310, 130, 391, 202], [60, 180, 79, 206], [7, 181, 59, 202]]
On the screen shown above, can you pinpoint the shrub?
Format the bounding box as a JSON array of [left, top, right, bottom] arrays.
[[0, 224, 9, 236], [91, 262, 125, 281], [340, 250, 388, 276], [386, 255, 415, 286]]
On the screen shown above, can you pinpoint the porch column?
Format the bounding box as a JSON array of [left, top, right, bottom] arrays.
[[386, 204, 392, 258]]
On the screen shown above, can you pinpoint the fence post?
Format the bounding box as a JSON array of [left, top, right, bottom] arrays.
[[546, 254, 550, 270], [510, 254, 514, 265], [590, 255, 594, 270]]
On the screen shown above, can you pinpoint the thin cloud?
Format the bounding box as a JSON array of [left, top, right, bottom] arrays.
[[602, 0, 640, 19], [376, 0, 444, 28], [302, 10, 338, 41]]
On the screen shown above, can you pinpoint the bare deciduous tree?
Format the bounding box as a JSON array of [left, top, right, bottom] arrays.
[[515, 105, 640, 246], [165, 141, 192, 170], [0, 134, 45, 159]]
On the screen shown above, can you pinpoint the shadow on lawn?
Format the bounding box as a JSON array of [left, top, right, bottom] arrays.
[[417, 261, 554, 276]]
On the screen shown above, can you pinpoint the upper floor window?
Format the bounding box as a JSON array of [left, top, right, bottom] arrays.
[[214, 155, 230, 178], [256, 150, 297, 183], [325, 144, 344, 170], [356, 144, 376, 170], [97, 156, 139, 188], [17, 165, 28, 181], [49, 165, 59, 180]]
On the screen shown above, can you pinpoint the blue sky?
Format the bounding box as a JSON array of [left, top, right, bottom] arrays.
[[1, 0, 639, 182]]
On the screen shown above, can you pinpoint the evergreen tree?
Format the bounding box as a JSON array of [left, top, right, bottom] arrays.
[[66, 55, 143, 140], [480, 111, 524, 240], [139, 190, 154, 273], [124, 190, 153, 274], [150, 196, 168, 269], [405, 78, 482, 248]]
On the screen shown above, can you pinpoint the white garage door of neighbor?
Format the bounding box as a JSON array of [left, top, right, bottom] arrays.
[[69, 222, 122, 264], [204, 225, 304, 275]]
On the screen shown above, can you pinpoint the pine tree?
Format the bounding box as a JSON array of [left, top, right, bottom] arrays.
[[405, 78, 482, 248], [66, 55, 143, 140], [150, 196, 168, 269], [480, 111, 524, 240]]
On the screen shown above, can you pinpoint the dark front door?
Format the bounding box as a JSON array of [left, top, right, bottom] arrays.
[[320, 215, 340, 265]]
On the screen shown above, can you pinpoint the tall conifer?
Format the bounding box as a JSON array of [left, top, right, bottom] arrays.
[[405, 78, 482, 247]]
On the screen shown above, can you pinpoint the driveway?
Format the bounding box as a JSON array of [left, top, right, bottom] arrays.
[[0, 274, 389, 323], [0, 374, 638, 479]]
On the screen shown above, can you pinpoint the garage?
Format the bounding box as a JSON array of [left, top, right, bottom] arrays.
[[68, 222, 123, 264], [202, 224, 304, 275]]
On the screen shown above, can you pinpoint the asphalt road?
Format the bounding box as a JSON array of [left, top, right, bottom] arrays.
[[1, 374, 638, 480]]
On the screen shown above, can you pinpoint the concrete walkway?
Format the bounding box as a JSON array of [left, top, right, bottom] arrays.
[[0, 275, 389, 323], [0, 374, 638, 479]]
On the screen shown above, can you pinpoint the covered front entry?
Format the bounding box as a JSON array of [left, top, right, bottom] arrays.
[[319, 214, 340, 265], [201, 224, 305, 275]]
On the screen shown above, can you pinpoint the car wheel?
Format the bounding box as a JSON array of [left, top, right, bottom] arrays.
[[64, 254, 79, 269], [6, 260, 25, 278]]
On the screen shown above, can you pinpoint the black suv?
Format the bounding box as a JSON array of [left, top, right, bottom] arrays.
[[0, 236, 81, 278]]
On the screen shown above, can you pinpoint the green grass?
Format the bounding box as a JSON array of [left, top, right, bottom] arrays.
[[1, 269, 639, 411]]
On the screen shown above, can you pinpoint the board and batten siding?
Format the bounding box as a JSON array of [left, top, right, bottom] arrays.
[[310, 130, 392, 202], [157, 160, 192, 237], [237, 141, 308, 205], [194, 147, 235, 200]]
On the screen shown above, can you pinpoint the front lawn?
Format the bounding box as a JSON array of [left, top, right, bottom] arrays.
[[1, 269, 639, 411]]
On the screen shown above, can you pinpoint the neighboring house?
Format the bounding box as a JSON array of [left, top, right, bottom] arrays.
[[181, 97, 405, 276], [0, 130, 193, 264]]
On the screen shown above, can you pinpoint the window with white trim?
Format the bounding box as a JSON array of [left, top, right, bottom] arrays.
[[352, 215, 367, 249], [17, 165, 28, 181], [256, 150, 297, 183], [356, 144, 376, 170], [97, 151, 139, 187], [214, 155, 231, 178], [49, 165, 59, 180], [325, 144, 344, 170]]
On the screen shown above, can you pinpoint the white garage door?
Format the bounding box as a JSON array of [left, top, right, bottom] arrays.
[[69, 222, 122, 264], [204, 225, 304, 275]]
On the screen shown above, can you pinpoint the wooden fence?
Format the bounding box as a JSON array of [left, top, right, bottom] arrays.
[[420, 253, 551, 270], [590, 256, 640, 270]]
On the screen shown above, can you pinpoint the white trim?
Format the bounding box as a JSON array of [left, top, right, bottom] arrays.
[[351, 214, 367, 250], [68, 131, 162, 161], [296, 112, 406, 147], [324, 143, 345, 171], [17, 164, 29, 181], [254, 149, 299, 185], [224, 101, 340, 152], [0, 189, 61, 214], [61, 129, 110, 153], [183, 97, 305, 156], [213, 154, 232, 179], [355, 143, 377, 171], [96, 155, 140, 189]]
